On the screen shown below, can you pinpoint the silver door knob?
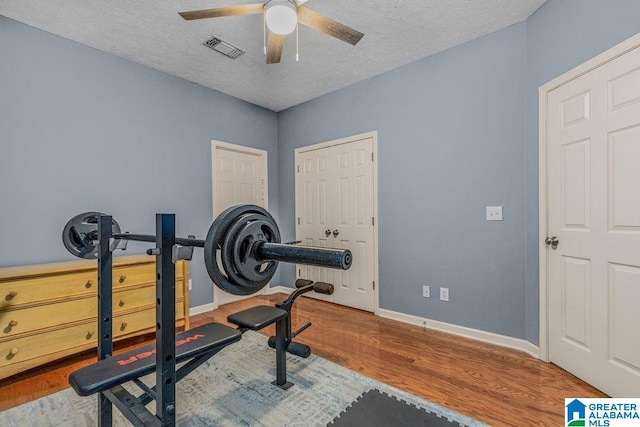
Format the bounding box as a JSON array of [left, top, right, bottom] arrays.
[[545, 236, 559, 249], [333, 229, 339, 237], [325, 229, 332, 237]]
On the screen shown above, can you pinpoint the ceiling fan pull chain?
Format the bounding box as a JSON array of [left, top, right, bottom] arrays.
[[263, 10, 267, 55]]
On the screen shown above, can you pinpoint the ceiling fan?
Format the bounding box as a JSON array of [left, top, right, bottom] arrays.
[[179, 0, 364, 64]]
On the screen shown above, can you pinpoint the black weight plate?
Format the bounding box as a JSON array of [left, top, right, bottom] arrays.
[[219, 213, 265, 288], [205, 207, 255, 295], [204, 205, 280, 296], [222, 214, 279, 283], [62, 212, 121, 259], [206, 207, 278, 295]]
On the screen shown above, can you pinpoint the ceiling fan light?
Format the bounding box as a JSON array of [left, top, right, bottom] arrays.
[[265, 0, 297, 35]]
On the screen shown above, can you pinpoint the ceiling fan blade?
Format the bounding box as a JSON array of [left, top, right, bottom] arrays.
[[297, 6, 364, 46], [266, 31, 285, 64], [179, 4, 264, 20]]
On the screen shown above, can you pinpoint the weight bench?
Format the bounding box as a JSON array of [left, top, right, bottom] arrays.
[[70, 306, 291, 401], [69, 323, 242, 397]]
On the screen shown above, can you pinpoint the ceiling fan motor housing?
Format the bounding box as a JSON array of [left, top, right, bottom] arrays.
[[265, 0, 298, 35]]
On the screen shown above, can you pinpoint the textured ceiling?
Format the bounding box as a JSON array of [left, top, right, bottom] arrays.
[[0, 0, 546, 112]]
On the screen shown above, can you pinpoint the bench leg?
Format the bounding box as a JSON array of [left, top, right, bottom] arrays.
[[272, 316, 293, 390]]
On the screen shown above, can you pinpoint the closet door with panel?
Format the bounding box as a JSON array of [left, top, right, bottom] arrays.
[[295, 136, 375, 312]]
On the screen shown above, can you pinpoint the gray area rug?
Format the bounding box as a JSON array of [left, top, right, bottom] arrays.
[[0, 331, 487, 426]]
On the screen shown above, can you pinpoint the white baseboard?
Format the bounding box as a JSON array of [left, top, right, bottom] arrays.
[[189, 302, 216, 317], [266, 285, 294, 295], [377, 308, 540, 359]]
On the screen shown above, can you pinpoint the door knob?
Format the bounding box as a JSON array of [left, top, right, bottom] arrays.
[[545, 236, 559, 249], [333, 229, 339, 237], [325, 229, 332, 237]]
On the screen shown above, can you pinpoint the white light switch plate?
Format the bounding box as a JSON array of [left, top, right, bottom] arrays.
[[486, 206, 503, 221]]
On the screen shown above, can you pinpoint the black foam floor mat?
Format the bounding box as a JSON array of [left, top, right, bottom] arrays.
[[328, 389, 466, 427]]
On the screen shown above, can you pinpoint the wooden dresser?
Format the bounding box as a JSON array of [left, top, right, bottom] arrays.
[[0, 255, 189, 380]]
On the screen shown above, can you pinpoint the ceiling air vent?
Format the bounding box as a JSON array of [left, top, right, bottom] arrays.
[[203, 36, 245, 59]]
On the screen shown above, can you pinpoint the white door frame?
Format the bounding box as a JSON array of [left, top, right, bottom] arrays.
[[211, 139, 269, 308], [294, 130, 380, 314], [538, 32, 640, 362]]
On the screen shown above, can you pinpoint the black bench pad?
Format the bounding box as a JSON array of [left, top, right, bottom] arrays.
[[69, 322, 241, 397], [227, 306, 287, 331]]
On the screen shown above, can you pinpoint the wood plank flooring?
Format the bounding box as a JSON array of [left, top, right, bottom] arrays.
[[0, 293, 605, 425]]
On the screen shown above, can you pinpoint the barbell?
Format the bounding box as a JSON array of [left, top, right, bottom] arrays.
[[62, 205, 352, 295]]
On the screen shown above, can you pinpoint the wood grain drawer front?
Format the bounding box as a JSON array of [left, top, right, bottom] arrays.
[[0, 322, 96, 369], [118, 279, 185, 308], [0, 296, 97, 339], [113, 282, 185, 313], [1, 272, 97, 308], [113, 285, 155, 314], [114, 303, 185, 339], [112, 264, 155, 289], [111, 263, 185, 290]]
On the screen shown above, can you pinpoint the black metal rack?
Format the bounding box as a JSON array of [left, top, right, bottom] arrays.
[[96, 214, 177, 426]]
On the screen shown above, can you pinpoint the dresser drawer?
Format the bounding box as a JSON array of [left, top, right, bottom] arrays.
[[1, 272, 97, 308], [112, 264, 155, 289], [112, 263, 185, 290], [114, 303, 186, 339], [0, 322, 97, 369], [112, 281, 185, 313], [0, 296, 96, 339]]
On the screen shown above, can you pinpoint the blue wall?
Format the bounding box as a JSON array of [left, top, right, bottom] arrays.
[[0, 16, 279, 308], [523, 0, 640, 343], [278, 24, 529, 339]]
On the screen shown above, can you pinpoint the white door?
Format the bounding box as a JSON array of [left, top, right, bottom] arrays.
[[212, 140, 268, 306], [295, 133, 377, 312], [546, 44, 640, 397]]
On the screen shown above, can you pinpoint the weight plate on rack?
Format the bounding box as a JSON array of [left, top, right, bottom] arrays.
[[204, 205, 280, 296], [62, 212, 121, 259], [222, 213, 279, 284]]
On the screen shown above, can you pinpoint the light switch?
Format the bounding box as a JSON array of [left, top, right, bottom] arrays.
[[486, 206, 503, 221]]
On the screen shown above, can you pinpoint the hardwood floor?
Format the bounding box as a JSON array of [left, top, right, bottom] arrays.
[[0, 293, 605, 425]]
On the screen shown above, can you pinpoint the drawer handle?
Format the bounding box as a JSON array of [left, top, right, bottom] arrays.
[[85, 280, 93, 288], [120, 322, 128, 331], [86, 331, 94, 339], [9, 347, 19, 356], [119, 299, 125, 307], [6, 291, 17, 300], [8, 320, 18, 328], [119, 275, 126, 283]]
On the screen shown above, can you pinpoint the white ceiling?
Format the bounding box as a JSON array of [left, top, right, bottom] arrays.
[[0, 0, 546, 112]]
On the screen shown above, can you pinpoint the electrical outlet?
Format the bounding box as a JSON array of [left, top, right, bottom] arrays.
[[440, 287, 449, 302], [422, 285, 431, 298], [486, 206, 503, 221], [188, 279, 192, 291]]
